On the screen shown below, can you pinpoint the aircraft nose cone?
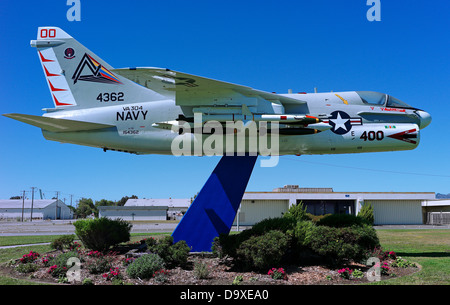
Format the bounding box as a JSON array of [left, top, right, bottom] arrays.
[[417, 110, 432, 129]]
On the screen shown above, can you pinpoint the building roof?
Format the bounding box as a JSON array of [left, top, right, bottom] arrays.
[[125, 198, 191, 208], [99, 206, 168, 211], [243, 191, 435, 201], [423, 199, 450, 207], [0, 199, 61, 209]]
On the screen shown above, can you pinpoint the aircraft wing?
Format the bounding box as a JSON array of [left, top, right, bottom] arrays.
[[3, 113, 114, 132], [112, 68, 306, 108]]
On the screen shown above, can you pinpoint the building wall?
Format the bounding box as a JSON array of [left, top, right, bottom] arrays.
[[234, 199, 289, 226], [366, 200, 423, 225], [236, 198, 424, 226], [42, 202, 73, 220], [0, 200, 73, 220], [0, 209, 44, 220], [99, 207, 167, 221]]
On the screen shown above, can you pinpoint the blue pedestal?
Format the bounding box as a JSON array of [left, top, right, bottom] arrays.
[[172, 155, 258, 252]]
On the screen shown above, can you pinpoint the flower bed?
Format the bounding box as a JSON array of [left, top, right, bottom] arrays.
[[2, 240, 419, 285]]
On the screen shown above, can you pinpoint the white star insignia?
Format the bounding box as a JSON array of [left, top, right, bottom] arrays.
[[331, 112, 350, 132]]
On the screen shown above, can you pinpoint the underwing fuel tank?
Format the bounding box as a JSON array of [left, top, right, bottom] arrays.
[[201, 114, 321, 125]]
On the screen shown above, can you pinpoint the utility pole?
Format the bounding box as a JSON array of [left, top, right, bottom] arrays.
[[21, 190, 25, 222], [30, 187, 36, 222], [55, 191, 60, 220]]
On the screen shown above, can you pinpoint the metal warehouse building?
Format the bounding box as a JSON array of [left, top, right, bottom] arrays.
[[98, 206, 168, 221], [0, 199, 73, 220], [98, 198, 191, 221], [234, 185, 436, 226]]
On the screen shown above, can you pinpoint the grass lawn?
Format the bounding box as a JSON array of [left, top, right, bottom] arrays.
[[375, 229, 450, 285], [0, 229, 449, 285]]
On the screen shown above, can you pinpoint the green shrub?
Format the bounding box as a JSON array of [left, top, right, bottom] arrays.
[[251, 217, 297, 235], [317, 214, 368, 228], [51, 235, 75, 251], [306, 213, 331, 223], [74, 217, 132, 252], [283, 202, 309, 222], [292, 220, 316, 248], [126, 253, 165, 279], [16, 263, 39, 273], [214, 217, 296, 259], [47, 264, 68, 278], [193, 261, 210, 279], [86, 256, 113, 274], [82, 278, 94, 285], [306, 225, 380, 264], [145, 236, 190, 268], [358, 203, 374, 225], [50, 251, 80, 267], [236, 230, 290, 271]]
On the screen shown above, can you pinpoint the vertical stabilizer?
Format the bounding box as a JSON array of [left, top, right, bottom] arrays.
[[31, 27, 163, 109]]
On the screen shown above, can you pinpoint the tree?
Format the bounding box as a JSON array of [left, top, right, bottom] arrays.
[[358, 202, 375, 225], [95, 199, 115, 208], [76, 198, 96, 218], [116, 195, 138, 206]]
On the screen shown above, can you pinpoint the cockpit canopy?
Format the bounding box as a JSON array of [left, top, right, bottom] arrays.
[[356, 91, 413, 109]]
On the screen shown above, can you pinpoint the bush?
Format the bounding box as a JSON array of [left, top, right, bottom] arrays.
[[193, 261, 210, 279], [126, 253, 165, 279], [306, 213, 331, 223], [306, 224, 380, 264], [236, 230, 290, 271], [51, 235, 75, 251], [50, 251, 80, 267], [292, 220, 316, 248], [214, 214, 381, 270], [19, 251, 40, 264], [283, 202, 309, 222], [249, 217, 297, 236], [74, 217, 132, 252], [46, 251, 79, 278], [86, 256, 113, 274], [145, 236, 190, 268], [214, 217, 296, 259], [16, 263, 39, 274], [358, 203, 374, 225], [317, 214, 368, 228]]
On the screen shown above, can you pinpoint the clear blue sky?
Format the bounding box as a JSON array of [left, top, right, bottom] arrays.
[[0, 1, 449, 205]]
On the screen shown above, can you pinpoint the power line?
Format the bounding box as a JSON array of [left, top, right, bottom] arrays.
[[283, 157, 450, 178]]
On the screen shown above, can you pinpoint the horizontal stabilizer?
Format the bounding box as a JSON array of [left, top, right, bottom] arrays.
[[3, 113, 114, 132]]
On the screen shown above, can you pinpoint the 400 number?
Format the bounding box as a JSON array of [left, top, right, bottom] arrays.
[[97, 92, 124, 102], [360, 130, 384, 141]]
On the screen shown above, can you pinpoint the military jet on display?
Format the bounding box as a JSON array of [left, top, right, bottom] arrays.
[[4, 27, 431, 157], [3, 27, 432, 251]]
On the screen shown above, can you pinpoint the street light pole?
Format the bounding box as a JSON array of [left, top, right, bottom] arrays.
[[30, 187, 36, 222], [21, 190, 25, 222]]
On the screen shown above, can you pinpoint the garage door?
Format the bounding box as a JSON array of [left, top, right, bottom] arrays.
[[367, 200, 422, 225], [234, 200, 289, 226]]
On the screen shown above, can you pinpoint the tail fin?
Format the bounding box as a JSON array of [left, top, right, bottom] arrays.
[[31, 27, 162, 109]]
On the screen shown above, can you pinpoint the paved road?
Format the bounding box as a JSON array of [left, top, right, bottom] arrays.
[[0, 220, 179, 236]]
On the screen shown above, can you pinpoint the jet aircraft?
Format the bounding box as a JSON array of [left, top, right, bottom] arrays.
[[4, 27, 431, 157]]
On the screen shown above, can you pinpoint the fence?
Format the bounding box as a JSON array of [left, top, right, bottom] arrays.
[[427, 212, 450, 225]]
